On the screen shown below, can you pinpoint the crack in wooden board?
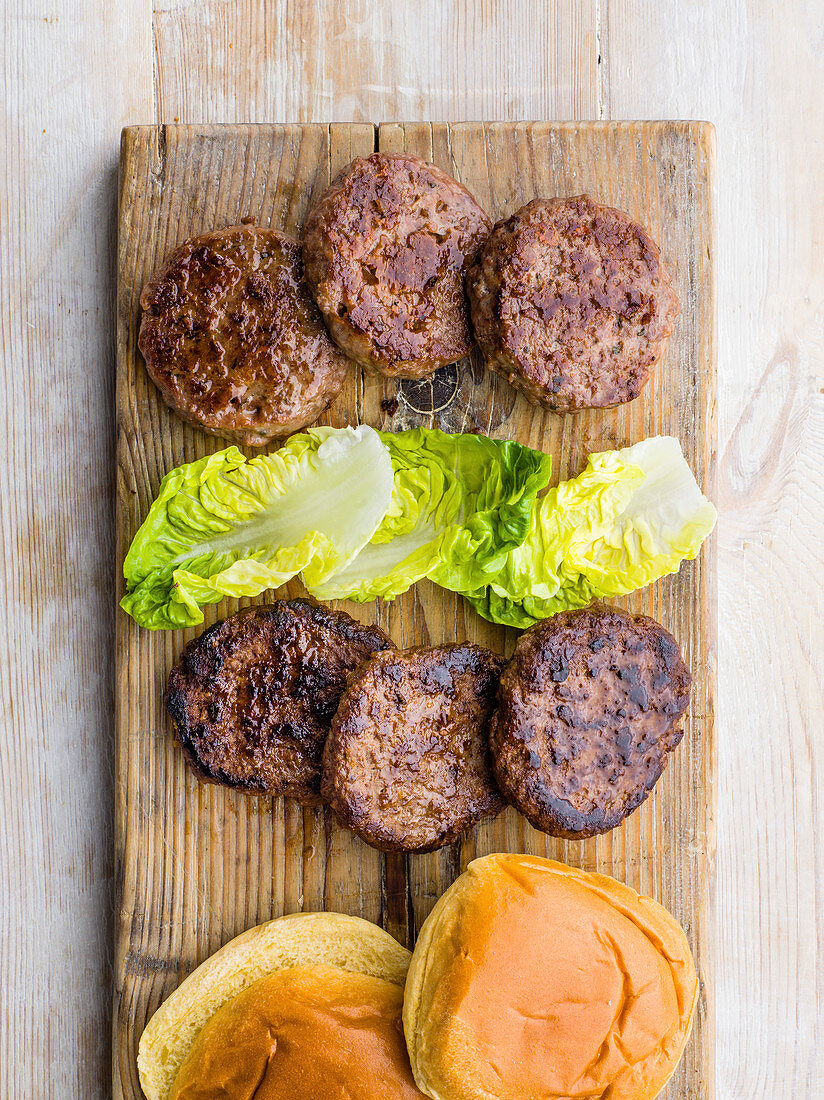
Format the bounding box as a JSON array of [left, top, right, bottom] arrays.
[[115, 121, 716, 1099]]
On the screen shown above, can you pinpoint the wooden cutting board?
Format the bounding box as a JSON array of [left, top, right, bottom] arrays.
[[115, 121, 716, 1098]]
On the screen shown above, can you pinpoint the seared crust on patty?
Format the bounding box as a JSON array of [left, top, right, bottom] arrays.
[[302, 153, 491, 379], [467, 195, 680, 412], [490, 604, 691, 838], [139, 224, 351, 446], [166, 601, 395, 805], [322, 645, 505, 851]]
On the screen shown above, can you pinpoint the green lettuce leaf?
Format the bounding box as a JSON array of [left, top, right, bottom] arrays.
[[461, 436, 717, 627], [121, 426, 394, 630], [122, 427, 715, 633], [306, 428, 552, 603]]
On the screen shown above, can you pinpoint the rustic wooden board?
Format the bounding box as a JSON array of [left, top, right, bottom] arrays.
[[115, 121, 715, 1098]]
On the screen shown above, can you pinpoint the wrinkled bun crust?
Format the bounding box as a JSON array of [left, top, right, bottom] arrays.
[[138, 912, 411, 1100], [403, 854, 698, 1100], [169, 964, 427, 1099]]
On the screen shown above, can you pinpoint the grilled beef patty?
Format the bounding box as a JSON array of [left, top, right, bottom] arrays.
[[302, 153, 491, 379], [467, 195, 680, 411], [322, 645, 504, 851], [490, 604, 691, 838], [139, 224, 351, 446], [166, 601, 395, 804]]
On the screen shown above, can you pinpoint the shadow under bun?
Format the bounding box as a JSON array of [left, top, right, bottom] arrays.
[[403, 854, 698, 1100], [138, 913, 411, 1100], [168, 964, 427, 1099]]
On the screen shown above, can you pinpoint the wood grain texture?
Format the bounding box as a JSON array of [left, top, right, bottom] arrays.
[[601, 7, 824, 1095], [4, 2, 822, 1097], [0, 3, 153, 1099], [151, 1, 599, 124], [115, 120, 715, 1098]]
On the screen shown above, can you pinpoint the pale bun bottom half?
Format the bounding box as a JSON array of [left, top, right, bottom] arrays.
[[403, 854, 699, 1100], [137, 912, 411, 1100], [168, 963, 427, 1099]]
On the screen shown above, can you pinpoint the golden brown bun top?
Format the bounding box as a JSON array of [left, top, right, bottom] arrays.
[[169, 964, 427, 1100], [403, 854, 699, 1100], [138, 912, 412, 1100]]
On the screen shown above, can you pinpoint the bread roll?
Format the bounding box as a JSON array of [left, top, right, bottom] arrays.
[[168, 964, 427, 1099], [403, 854, 698, 1100], [138, 912, 411, 1100]]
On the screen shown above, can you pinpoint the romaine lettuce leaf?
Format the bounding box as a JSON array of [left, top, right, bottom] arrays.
[[121, 427, 715, 633], [460, 436, 717, 627], [121, 426, 394, 630], [306, 428, 552, 603]]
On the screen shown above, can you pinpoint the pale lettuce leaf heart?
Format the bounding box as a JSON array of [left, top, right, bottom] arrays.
[[307, 428, 552, 603], [462, 436, 717, 627], [121, 425, 394, 630], [568, 436, 718, 593]]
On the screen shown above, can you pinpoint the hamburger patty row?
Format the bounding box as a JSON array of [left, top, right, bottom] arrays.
[[139, 224, 351, 446], [165, 598, 690, 847], [322, 645, 505, 852], [468, 195, 680, 412], [490, 603, 691, 838], [302, 153, 491, 379], [165, 601, 394, 804]]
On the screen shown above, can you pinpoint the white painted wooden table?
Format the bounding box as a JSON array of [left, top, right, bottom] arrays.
[[2, 3, 822, 1096]]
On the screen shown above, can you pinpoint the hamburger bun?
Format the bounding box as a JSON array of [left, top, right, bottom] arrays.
[[168, 964, 426, 1099], [403, 854, 698, 1100], [138, 912, 411, 1100]]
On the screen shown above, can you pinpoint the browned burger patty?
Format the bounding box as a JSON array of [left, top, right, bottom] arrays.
[[302, 153, 491, 379], [490, 604, 691, 838], [467, 195, 680, 412], [322, 645, 504, 851], [165, 601, 395, 805], [138, 224, 351, 446]]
